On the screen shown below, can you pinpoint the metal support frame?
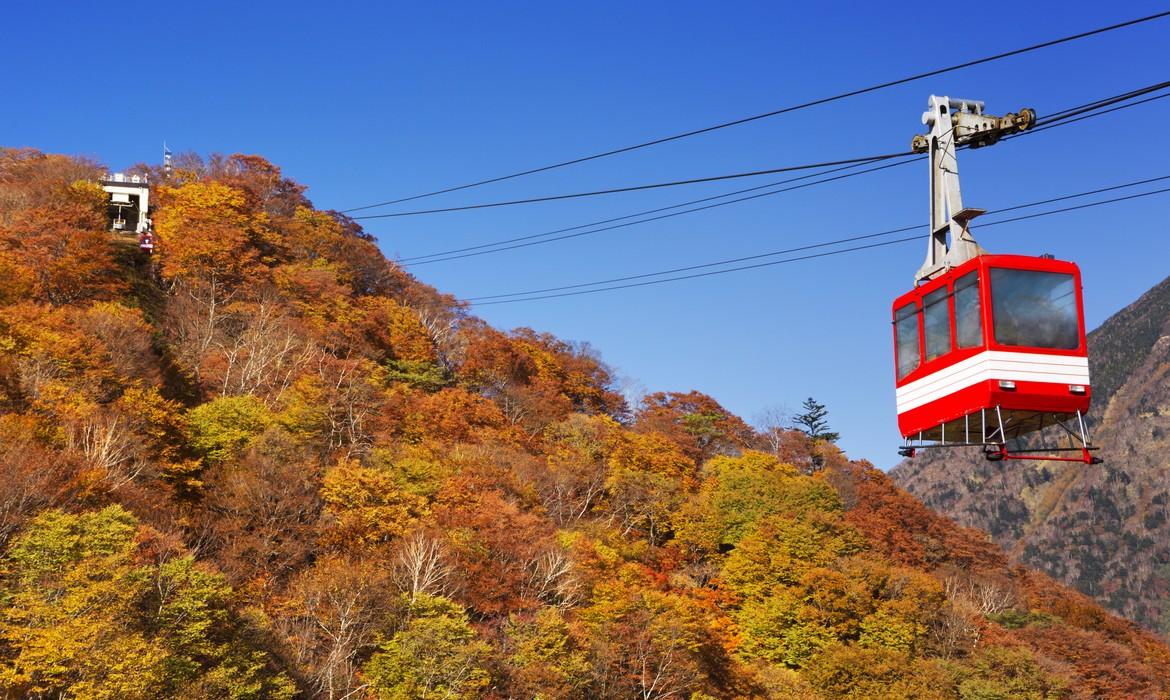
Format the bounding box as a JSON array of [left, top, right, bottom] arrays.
[[898, 407, 1101, 464], [913, 96, 1035, 284]]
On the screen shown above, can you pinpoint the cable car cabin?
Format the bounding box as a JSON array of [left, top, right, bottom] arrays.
[[893, 254, 1091, 453], [893, 95, 1097, 463]]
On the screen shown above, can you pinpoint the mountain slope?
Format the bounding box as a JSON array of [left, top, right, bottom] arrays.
[[3, 146, 1170, 698], [892, 274, 1170, 634]]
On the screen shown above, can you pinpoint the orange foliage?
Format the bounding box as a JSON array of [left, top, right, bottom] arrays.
[[3, 146, 1168, 699], [212, 153, 308, 218], [635, 391, 755, 464], [0, 182, 123, 306], [433, 489, 555, 617], [399, 386, 518, 446], [509, 328, 626, 417], [272, 259, 360, 339], [458, 325, 626, 434], [356, 296, 437, 363], [827, 460, 1007, 571], [153, 181, 267, 287]]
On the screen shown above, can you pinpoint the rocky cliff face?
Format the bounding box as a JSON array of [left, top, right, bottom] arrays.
[[892, 274, 1170, 634]]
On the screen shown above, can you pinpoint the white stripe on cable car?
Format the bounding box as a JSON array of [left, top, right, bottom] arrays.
[[896, 352, 1089, 414], [898, 352, 1086, 404], [895, 351, 1089, 414]]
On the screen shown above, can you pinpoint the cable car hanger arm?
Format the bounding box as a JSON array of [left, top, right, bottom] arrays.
[[912, 96, 1035, 283]]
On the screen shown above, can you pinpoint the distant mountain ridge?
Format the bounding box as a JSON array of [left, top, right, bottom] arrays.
[[892, 273, 1170, 634]]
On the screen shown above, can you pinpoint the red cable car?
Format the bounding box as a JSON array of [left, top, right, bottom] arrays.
[[893, 96, 1098, 464]]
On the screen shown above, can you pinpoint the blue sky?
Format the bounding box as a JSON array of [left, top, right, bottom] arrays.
[[6, 1, 1168, 468]]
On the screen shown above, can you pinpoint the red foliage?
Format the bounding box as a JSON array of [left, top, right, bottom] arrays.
[[432, 489, 556, 617], [1010, 622, 1169, 697], [635, 391, 756, 464], [827, 460, 1007, 571]]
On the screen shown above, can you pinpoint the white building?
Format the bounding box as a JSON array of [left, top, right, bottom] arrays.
[[100, 172, 151, 234]]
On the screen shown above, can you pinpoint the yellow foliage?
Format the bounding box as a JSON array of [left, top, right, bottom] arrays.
[[67, 179, 108, 208], [278, 374, 331, 440], [117, 385, 184, 461], [703, 450, 800, 479], [321, 460, 429, 546], [285, 206, 347, 260], [607, 429, 693, 482], [153, 181, 268, 284], [273, 260, 360, 335]]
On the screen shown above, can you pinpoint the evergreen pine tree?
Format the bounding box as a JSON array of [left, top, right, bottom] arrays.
[[792, 397, 839, 443]]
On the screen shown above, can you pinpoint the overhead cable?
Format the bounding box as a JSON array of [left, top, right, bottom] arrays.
[[397, 83, 1170, 264], [352, 152, 915, 220], [466, 174, 1170, 301], [407, 159, 920, 264], [341, 11, 1170, 213], [469, 183, 1170, 305], [399, 159, 887, 262]]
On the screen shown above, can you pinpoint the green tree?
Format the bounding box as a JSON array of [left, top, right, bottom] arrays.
[[503, 608, 591, 699], [0, 507, 295, 699], [679, 451, 842, 552], [185, 395, 274, 464], [792, 396, 839, 443], [363, 594, 490, 699]]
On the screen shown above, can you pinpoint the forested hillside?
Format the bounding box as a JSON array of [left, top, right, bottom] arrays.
[[892, 274, 1170, 637], [2, 147, 1170, 699]]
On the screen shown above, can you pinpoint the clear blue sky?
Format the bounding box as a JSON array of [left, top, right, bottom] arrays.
[[6, 1, 1169, 468]]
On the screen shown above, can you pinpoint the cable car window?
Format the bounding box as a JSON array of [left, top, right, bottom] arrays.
[[990, 268, 1079, 349], [923, 287, 950, 361], [954, 272, 982, 349], [895, 303, 920, 379]]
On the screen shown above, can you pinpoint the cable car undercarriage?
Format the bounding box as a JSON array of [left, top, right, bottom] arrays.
[[897, 407, 1101, 464]]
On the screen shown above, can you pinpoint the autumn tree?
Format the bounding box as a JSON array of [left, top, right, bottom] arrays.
[[603, 428, 694, 544], [4, 146, 1170, 699], [278, 555, 393, 699], [635, 390, 754, 464], [197, 428, 323, 589], [0, 179, 123, 306], [679, 450, 841, 553], [0, 414, 73, 548], [320, 458, 429, 548], [802, 645, 951, 699], [527, 414, 614, 526], [500, 608, 591, 699], [212, 153, 308, 218], [433, 488, 555, 617], [578, 576, 715, 699]]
